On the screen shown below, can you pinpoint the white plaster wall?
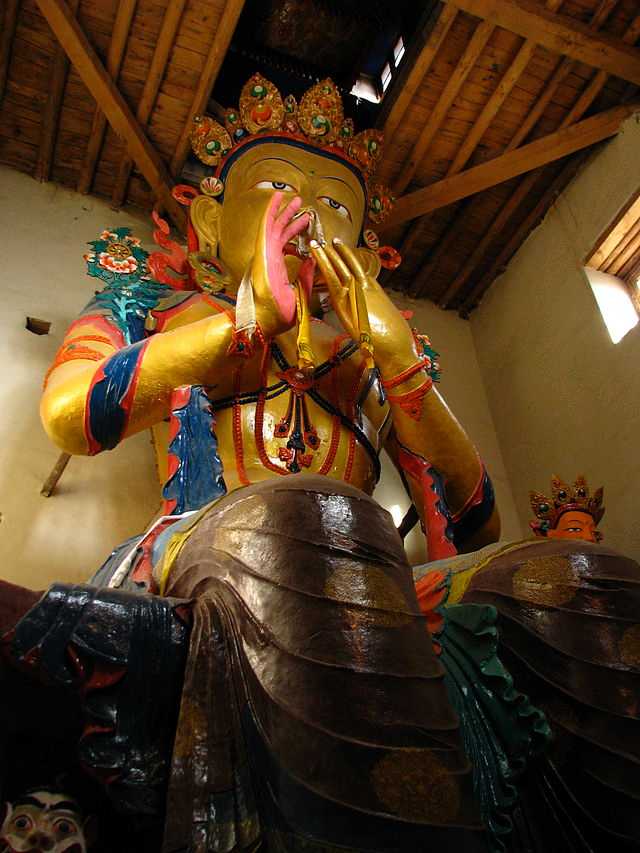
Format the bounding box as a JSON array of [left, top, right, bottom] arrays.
[[471, 114, 640, 559], [0, 165, 519, 590], [0, 166, 161, 588]]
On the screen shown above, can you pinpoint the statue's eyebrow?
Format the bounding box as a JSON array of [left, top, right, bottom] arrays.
[[250, 157, 305, 175], [318, 175, 358, 203]]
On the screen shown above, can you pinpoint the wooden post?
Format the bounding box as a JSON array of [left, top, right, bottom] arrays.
[[41, 452, 71, 497]]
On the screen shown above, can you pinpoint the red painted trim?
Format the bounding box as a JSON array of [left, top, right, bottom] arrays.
[[450, 457, 485, 524], [68, 314, 125, 348], [396, 444, 457, 561]]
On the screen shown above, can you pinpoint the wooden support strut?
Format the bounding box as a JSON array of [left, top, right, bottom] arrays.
[[41, 452, 71, 497], [443, 0, 640, 86], [77, 0, 137, 195], [170, 0, 246, 179], [385, 103, 638, 229], [111, 0, 187, 209], [35, 0, 185, 232]]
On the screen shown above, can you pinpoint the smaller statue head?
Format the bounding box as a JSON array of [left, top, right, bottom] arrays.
[[529, 475, 604, 543], [0, 788, 95, 853]]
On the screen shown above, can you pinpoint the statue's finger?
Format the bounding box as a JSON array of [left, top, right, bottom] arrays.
[[265, 190, 284, 229], [324, 242, 353, 287], [275, 194, 302, 232], [310, 241, 341, 290], [332, 239, 368, 287], [281, 212, 310, 246]]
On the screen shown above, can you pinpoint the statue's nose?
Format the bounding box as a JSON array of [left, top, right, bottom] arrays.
[[27, 830, 55, 850]]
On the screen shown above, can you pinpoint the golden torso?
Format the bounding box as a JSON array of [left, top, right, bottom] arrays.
[[149, 291, 390, 497]]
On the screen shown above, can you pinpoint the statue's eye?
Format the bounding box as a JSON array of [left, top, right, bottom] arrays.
[[54, 818, 78, 836], [253, 180, 296, 192], [318, 196, 350, 220], [567, 527, 583, 533], [12, 814, 33, 832]]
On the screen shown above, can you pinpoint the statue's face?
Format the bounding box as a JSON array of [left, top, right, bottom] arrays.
[[547, 510, 599, 542], [0, 791, 89, 853], [218, 142, 366, 284]]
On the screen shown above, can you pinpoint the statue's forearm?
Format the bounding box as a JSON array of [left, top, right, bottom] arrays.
[[369, 295, 500, 549], [41, 314, 234, 455]]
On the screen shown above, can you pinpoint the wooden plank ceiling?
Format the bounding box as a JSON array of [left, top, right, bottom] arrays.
[[0, 0, 638, 314]]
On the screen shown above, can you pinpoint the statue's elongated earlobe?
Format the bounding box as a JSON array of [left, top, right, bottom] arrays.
[[190, 195, 223, 257]]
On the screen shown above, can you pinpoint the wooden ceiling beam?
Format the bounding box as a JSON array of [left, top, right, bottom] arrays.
[[35, 0, 80, 183], [35, 0, 185, 231], [381, 4, 458, 144], [77, 0, 137, 195], [111, 0, 187, 209], [0, 0, 20, 106], [170, 0, 245, 179], [394, 19, 495, 194], [446, 39, 535, 177], [437, 6, 637, 306], [443, 0, 640, 86], [395, 0, 564, 295], [385, 102, 637, 229]]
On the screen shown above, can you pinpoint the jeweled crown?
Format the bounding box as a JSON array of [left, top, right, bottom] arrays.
[[190, 73, 393, 224], [529, 474, 605, 535]]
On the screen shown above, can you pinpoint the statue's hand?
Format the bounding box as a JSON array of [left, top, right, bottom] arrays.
[[251, 192, 315, 338], [310, 238, 417, 374]]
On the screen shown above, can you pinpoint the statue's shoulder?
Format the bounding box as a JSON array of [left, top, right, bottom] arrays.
[[145, 290, 236, 334]]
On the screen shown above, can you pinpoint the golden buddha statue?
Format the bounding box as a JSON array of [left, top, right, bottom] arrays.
[[39, 75, 499, 563], [2, 75, 638, 853]]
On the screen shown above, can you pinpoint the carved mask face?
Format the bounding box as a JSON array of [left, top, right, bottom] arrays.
[[546, 510, 600, 543], [0, 791, 89, 853]]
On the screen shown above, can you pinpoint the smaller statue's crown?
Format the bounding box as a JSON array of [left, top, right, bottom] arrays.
[[190, 73, 393, 224], [529, 474, 605, 534]]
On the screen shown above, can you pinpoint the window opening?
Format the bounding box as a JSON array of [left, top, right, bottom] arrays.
[[585, 188, 640, 344], [393, 36, 405, 66]]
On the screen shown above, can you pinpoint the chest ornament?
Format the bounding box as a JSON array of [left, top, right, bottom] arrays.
[[273, 367, 320, 473]]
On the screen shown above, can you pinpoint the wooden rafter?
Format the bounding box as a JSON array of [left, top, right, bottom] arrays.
[[380, 4, 458, 144], [436, 8, 639, 305], [394, 19, 495, 194], [0, 0, 20, 105], [443, 0, 640, 86], [111, 0, 188, 209], [170, 0, 246, 179], [35, 0, 80, 183], [395, 0, 564, 293], [385, 103, 637, 229], [35, 0, 185, 231], [77, 0, 137, 195]]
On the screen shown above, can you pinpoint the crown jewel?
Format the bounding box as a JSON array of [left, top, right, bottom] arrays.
[[190, 73, 392, 224], [529, 474, 605, 535]]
